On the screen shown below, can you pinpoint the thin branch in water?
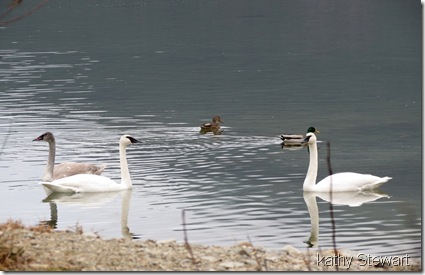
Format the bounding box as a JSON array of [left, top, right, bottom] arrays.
[[0, 0, 49, 25], [326, 141, 338, 271], [0, 119, 13, 159]]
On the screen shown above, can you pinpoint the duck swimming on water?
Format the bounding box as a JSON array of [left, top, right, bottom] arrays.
[[280, 127, 319, 146], [200, 115, 224, 135]]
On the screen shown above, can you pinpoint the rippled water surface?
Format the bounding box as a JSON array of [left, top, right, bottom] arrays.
[[0, 0, 421, 259]]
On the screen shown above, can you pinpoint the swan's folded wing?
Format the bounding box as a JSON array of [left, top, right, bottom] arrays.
[[54, 162, 106, 179], [359, 176, 392, 191], [39, 181, 79, 193], [316, 173, 391, 192], [40, 174, 121, 193]]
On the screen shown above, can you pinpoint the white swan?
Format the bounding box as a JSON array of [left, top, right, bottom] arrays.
[[33, 132, 106, 182], [39, 135, 140, 193], [302, 132, 391, 192]]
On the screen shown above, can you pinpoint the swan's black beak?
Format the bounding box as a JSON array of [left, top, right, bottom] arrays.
[[127, 136, 141, 144], [33, 132, 49, 141]]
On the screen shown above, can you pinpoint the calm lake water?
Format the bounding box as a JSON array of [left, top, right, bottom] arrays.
[[0, 0, 421, 259]]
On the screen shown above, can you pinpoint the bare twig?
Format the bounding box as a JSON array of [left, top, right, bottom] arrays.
[[326, 141, 338, 271], [247, 236, 263, 271], [0, 0, 49, 25], [0, 0, 24, 21], [303, 247, 312, 271], [0, 119, 13, 159], [181, 209, 197, 266], [263, 259, 269, 271]]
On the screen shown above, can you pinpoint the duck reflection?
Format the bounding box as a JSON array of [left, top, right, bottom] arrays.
[[40, 190, 137, 239], [303, 190, 389, 247], [280, 143, 306, 151]]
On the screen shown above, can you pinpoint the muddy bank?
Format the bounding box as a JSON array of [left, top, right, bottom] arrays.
[[0, 221, 420, 271]]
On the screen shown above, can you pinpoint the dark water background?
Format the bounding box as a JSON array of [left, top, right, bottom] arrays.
[[0, 0, 421, 258]]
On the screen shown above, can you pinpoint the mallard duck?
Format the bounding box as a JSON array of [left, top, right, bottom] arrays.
[[200, 115, 224, 135], [280, 126, 319, 146]]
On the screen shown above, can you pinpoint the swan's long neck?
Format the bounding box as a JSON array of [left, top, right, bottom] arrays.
[[119, 143, 132, 189], [303, 141, 318, 191], [43, 141, 55, 182]]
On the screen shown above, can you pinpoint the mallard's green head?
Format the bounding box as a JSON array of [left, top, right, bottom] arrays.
[[307, 127, 319, 134]]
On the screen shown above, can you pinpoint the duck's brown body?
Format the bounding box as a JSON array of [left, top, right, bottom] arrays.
[[200, 116, 224, 135]]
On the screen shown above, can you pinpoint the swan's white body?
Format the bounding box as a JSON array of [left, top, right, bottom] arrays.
[[34, 132, 106, 182], [303, 133, 391, 192], [39, 135, 139, 193]]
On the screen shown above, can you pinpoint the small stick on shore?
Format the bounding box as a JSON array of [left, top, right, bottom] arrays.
[[181, 209, 197, 267], [247, 236, 264, 271]]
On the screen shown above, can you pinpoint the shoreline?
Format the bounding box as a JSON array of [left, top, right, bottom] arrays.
[[0, 220, 420, 271]]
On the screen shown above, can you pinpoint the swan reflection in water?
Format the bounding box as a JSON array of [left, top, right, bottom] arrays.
[[303, 190, 389, 247], [40, 190, 137, 239]]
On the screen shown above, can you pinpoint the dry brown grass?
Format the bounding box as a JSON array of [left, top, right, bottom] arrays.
[[0, 219, 25, 231], [0, 219, 30, 270], [0, 219, 87, 271], [29, 223, 53, 233]]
